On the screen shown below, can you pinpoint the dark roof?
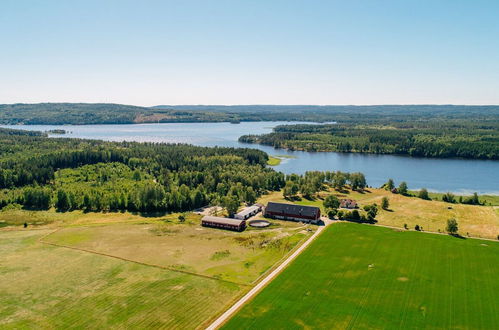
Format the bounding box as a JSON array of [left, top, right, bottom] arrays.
[[201, 216, 245, 226], [265, 202, 319, 217]]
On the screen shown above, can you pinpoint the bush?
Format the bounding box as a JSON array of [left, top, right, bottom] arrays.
[[327, 208, 337, 219], [381, 197, 389, 210], [418, 188, 430, 200], [442, 192, 456, 203], [446, 218, 459, 235]]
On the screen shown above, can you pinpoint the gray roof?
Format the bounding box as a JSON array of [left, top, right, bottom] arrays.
[[201, 216, 245, 226], [236, 205, 261, 217], [265, 202, 319, 217]]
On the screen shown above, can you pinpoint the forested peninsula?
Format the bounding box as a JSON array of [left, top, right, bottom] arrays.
[[239, 120, 499, 160]]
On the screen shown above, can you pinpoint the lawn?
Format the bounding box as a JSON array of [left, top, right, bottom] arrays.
[[257, 188, 499, 239], [223, 223, 499, 329]]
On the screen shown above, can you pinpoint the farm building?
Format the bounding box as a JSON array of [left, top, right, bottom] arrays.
[[234, 204, 262, 220], [263, 202, 321, 224], [201, 216, 247, 232], [340, 199, 358, 209]]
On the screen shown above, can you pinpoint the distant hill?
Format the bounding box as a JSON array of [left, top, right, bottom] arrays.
[[1, 103, 498, 125]]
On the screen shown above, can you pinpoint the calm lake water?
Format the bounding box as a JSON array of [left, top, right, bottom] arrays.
[[3, 122, 498, 194]]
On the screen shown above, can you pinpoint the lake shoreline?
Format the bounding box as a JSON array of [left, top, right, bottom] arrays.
[[2, 122, 498, 195]]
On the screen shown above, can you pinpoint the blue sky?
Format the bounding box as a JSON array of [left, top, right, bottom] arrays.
[[1, 0, 498, 105]]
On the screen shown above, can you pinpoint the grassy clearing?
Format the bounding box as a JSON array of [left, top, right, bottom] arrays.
[[224, 223, 499, 329], [266, 156, 282, 166], [43, 220, 311, 284], [257, 188, 499, 239], [0, 230, 241, 329]]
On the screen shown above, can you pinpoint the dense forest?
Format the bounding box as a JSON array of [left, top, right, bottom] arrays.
[[0, 128, 284, 213], [1, 103, 499, 125], [239, 120, 499, 160], [0, 128, 374, 216]]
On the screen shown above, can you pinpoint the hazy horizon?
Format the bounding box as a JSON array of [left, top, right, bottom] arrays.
[[1, 1, 499, 105]]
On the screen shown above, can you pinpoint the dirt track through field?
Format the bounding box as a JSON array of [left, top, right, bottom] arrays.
[[206, 219, 331, 330]]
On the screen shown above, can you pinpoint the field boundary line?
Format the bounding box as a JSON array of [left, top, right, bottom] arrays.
[[39, 237, 251, 287], [206, 219, 332, 330]]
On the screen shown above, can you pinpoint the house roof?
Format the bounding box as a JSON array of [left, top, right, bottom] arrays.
[[236, 205, 261, 217], [265, 202, 319, 217], [340, 199, 358, 207], [201, 216, 245, 226]]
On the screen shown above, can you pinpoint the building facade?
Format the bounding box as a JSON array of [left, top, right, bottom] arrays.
[[201, 216, 247, 231], [263, 202, 321, 224]]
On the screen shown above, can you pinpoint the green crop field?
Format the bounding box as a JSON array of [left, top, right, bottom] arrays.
[[224, 223, 499, 329]]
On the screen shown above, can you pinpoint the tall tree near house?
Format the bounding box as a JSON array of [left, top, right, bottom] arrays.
[[323, 195, 340, 209], [223, 195, 240, 217]]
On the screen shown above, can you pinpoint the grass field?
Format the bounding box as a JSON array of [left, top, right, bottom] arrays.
[[257, 188, 499, 239], [42, 220, 311, 284], [0, 211, 312, 328], [223, 223, 499, 329], [0, 230, 241, 329]]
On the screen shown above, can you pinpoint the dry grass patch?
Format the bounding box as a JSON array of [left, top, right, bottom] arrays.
[[43, 220, 310, 284]]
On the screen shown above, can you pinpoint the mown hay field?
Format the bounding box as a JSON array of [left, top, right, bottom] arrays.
[[0, 230, 239, 329], [42, 220, 311, 284], [224, 223, 499, 329], [0, 214, 311, 328]]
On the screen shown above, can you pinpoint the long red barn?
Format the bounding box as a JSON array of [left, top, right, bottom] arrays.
[[263, 202, 320, 224]]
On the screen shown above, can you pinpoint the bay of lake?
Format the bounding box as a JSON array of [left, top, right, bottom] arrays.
[[3, 122, 498, 195]]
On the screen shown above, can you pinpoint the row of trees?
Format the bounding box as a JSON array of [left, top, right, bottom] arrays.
[[283, 171, 367, 199], [382, 178, 484, 205]]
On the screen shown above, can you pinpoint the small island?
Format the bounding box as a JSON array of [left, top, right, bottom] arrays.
[[47, 129, 68, 135]]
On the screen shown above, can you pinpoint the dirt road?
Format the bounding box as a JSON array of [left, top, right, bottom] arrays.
[[206, 218, 331, 329]]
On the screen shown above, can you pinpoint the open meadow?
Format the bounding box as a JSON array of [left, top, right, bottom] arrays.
[[257, 188, 499, 239], [0, 211, 312, 328], [223, 223, 499, 329]]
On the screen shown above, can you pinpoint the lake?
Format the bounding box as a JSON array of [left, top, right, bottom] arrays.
[[2, 122, 498, 194]]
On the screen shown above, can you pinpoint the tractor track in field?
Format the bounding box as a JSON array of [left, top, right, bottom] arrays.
[[38, 232, 251, 287]]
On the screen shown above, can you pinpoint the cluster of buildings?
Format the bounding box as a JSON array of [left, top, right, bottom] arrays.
[[201, 202, 321, 232]]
